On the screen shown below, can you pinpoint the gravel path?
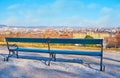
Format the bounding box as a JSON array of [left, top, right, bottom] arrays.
[[0, 46, 120, 78]]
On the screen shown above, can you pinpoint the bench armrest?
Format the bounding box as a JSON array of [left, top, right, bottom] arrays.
[[7, 44, 18, 50]]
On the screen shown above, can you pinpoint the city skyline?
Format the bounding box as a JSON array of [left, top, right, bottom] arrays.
[[0, 0, 120, 27]]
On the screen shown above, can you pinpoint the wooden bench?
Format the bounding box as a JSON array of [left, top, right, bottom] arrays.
[[5, 37, 104, 71]]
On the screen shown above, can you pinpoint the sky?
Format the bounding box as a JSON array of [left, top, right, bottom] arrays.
[[0, 0, 120, 27]]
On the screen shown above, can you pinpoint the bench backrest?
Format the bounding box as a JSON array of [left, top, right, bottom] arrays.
[[48, 38, 103, 44], [6, 37, 103, 45], [6, 37, 48, 43]]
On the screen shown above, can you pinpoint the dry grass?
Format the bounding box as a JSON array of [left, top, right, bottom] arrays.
[[0, 42, 120, 51]]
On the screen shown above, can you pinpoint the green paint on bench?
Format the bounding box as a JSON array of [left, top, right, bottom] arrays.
[[5, 37, 104, 71], [50, 49, 102, 56], [48, 38, 103, 44], [5, 37, 50, 62], [6, 37, 48, 43], [9, 47, 49, 53], [6, 37, 103, 44]]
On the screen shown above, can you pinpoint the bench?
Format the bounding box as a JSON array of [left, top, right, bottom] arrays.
[[5, 37, 104, 71], [47, 38, 104, 71], [5, 38, 50, 61]]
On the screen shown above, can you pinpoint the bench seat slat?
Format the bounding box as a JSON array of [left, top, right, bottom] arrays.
[[10, 47, 49, 53], [50, 49, 101, 56]]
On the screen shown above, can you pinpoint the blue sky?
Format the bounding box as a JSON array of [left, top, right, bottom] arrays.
[[0, 0, 120, 27]]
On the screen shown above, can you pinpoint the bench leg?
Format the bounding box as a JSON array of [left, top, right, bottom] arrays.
[[51, 54, 56, 61], [6, 51, 12, 61], [100, 55, 103, 71], [6, 50, 18, 61], [16, 51, 19, 58], [53, 54, 56, 61], [52, 54, 54, 58], [48, 54, 52, 66], [6, 55, 10, 61]]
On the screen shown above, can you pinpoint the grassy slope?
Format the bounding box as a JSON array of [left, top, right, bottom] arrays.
[[0, 42, 120, 51]]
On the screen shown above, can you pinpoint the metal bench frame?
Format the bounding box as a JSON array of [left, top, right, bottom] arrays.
[[5, 38, 50, 61], [5, 37, 104, 71], [47, 38, 104, 71]]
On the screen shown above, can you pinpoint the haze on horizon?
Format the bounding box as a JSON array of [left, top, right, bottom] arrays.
[[0, 0, 120, 28]]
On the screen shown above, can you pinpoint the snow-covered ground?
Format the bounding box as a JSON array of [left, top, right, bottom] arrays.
[[0, 46, 120, 78]]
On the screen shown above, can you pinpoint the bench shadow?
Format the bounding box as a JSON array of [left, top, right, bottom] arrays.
[[55, 58, 102, 71], [6, 54, 114, 71], [0, 54, 8, 61], [0, 64, 80, 78], [10, 54, 84, 64], [17, 55, 49, 61], [87, 63, 101, 71], [0, 54, 8, 56], [8, 54, 120, 71], [54, 57, 84, 64], [6, 54, 102, 71], [83, 56, 120, 71], [103, 57, 120, 62], [4, 53, 120, 72]]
